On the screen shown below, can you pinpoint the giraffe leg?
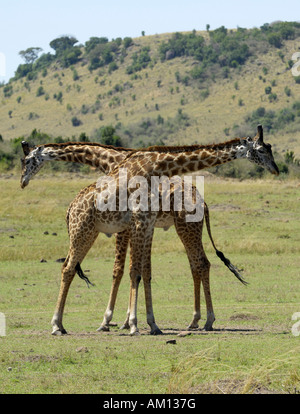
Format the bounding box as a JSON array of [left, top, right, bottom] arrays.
[[97, 230, 130, 331], [174, 216, 201, 329], [119, 237, 134, 331], [51, 227, 99, 335], [51, 254, 76, 335], [188, 264, 201, 330], [119, 265, 132, 330], [174, 212, 215, 330], [127, 212, 157, 336], [120, 240, 162, 334], [188, 252, 215, 330], [202, 262, 215, 331], [142, 229, 163, 335], [128, 265, 141, 336], [119, 302, 131, 330]]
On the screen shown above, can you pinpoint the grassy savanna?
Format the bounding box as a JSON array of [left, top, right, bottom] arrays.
[[0, 174, 299, 394]]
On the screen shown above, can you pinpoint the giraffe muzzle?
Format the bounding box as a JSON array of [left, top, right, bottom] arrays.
[[270, 161, 280, 176], [20, 177, 29, 189]]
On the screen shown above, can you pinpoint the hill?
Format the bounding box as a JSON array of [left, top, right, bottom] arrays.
[[1, 22, 300, 169]]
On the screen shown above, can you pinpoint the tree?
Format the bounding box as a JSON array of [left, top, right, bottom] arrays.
[[267, 33, 282, 48], [36, 86, 45, 97], [61, 48, 82, 67], [71, 116, 82, 126], [79, 132, 89, 142], [85, 37, 108, 53], [50, 36, 78, 55], [123, 37, 133, 49], [19, 47, 43, 64], [98, 125, 123, 147]]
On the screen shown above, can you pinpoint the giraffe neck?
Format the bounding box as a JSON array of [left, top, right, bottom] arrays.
[[40, 143, 131, 174], [119, 138, 247, 178]]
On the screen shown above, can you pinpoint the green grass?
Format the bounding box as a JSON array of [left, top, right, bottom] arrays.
[[0, 175, 299, 393]]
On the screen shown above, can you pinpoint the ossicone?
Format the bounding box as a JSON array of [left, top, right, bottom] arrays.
[[257, 124, 264, 144], [21, 141, 30, 156]]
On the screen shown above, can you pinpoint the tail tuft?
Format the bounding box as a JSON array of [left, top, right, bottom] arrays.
[[215, 250, 248, 285], [204, 202, 248, 286], [75, 263, 95, 288]]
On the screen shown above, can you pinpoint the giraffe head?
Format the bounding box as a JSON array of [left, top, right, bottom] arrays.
[[20, 141, 46, 188], [238, 125, 279, 175]]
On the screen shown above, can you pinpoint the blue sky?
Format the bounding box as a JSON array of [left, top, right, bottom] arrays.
[[1, 0, 299, 82]]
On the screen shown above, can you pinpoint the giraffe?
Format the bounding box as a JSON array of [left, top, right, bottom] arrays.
[[20, 141, 134, 188], [92, 125, 278, 335], [20, 138, 246, 334], [20, 125, 279, 335]]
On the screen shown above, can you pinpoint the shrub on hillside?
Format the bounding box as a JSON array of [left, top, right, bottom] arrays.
[[71, 116, 82, 126]]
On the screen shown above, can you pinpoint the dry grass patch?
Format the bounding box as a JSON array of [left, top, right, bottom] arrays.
[[168, 346, 300, 394]]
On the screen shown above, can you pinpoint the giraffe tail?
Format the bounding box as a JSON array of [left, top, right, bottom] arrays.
[[75, 263, 95, 288], [203, 202, 248, 286]]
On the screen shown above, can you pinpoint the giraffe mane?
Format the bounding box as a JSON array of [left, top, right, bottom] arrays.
[[32, 137, 244, 155], [143, 138, 242, 153], [40, 142, 134, 152]]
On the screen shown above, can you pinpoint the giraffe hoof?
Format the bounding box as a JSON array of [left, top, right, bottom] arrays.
[[129, 329, 140, 336], [150, 327, 163, 335], [188, 324, 199, 330], [51, 328, 67, 336], [203, 325, 214, 331], [97, 325, 110, 332], [119, 323, 130, 330]]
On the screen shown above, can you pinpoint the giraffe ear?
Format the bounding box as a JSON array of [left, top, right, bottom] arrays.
[[256, 124, 264, 144], [21, 141, 31, 156], [240, 137, 252, 145]]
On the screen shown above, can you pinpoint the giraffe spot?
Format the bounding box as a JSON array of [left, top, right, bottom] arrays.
[[186, 162, 196, 171], [171, 168, 179, 176], [200, 151, 209, 160], [176, 155, 187, 165], [197, 161, 207, 169], [189, 155, 199, 162], [165, 155, 174, 162], [159, 161, 167, 171]]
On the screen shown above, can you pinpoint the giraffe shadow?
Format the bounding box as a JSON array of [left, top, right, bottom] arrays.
[[115, 326, 263, 336]]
